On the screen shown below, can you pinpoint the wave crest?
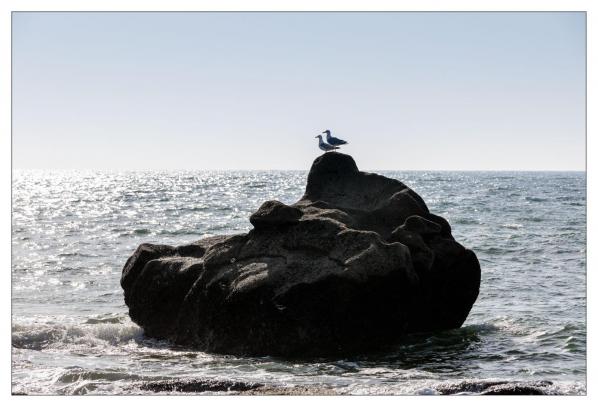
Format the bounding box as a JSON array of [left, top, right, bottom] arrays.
[[12, 319, 143, 351]]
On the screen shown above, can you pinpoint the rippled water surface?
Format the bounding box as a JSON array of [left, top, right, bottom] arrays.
[[12, 170, 586, 395]]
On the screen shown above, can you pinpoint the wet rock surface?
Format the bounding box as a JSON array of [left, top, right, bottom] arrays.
[[137, 378, 335, 395], [435, 379, 555, 395], [135, 378, 558, 395], [121, 152, 481, 357], [139, 378, 263, 393]]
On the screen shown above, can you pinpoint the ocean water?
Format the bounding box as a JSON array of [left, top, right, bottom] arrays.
[[11, 170, 586, 395]]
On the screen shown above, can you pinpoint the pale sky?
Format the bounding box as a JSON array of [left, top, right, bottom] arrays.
[[12, 12, 586, 170]]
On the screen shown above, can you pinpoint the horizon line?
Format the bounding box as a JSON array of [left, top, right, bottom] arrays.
[[12, 167, 587, 172]]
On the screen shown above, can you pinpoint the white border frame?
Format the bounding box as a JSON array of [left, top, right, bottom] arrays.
[[1, 2, 593, 406]]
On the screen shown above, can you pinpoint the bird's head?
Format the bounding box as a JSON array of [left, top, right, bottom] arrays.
[[315, 135, 322, 139], [323, 130, 331, 135]]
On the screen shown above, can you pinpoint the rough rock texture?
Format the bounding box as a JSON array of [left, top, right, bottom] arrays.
[[139, 378, 264, 393], [121, 152, 481, 357], [435, 380, 555, 395]]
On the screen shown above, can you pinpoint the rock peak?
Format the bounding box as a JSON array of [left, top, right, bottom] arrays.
[[309, 152, 359, 176], [303, 153, 361, 204]]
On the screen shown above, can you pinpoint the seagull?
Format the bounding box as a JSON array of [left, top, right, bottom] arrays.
[[323, 130, 348, 147], [315, 135, 339, 152]]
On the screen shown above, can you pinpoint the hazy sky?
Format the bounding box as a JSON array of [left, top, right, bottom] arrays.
[[12, 12, 585, 170]]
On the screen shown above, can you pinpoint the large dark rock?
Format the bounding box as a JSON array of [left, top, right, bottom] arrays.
[[121, 152, 481, 357]]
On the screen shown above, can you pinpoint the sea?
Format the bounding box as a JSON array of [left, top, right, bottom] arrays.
[[11, 170, 586, 395]]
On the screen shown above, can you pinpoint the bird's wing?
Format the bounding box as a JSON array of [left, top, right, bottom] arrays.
[[330, 137, 348, 144]]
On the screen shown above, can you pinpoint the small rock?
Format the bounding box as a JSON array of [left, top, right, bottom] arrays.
[[139, 379, 263, 393]]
